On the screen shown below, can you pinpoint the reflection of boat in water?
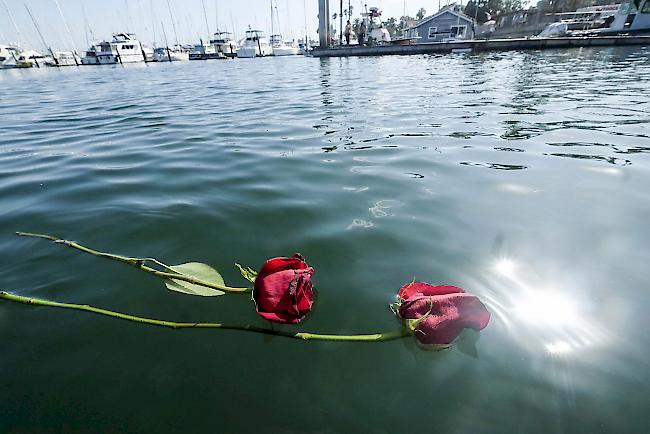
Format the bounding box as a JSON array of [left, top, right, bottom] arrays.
[[270, 35, 299, 56], [210, 31, 238, 58], [96, 33, 153, 64], [0, 45, 21, 69], [539, 1, 650, 37], [236, 29, 273, 58]]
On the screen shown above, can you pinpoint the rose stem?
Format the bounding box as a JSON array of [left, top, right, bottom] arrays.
[[15, 232, 249, 294], [0, 292, 409, 342]]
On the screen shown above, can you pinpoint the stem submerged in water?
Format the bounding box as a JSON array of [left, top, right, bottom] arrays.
[[15, 231, 249, 294], [0, 292, 410, 342]]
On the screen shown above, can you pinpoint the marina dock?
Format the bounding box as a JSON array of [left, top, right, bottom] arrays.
[[312, 35, 650, 57]]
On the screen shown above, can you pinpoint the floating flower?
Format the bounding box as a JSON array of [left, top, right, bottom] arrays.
[[253, 253, 314, 324], [396, 282, 490, 347]]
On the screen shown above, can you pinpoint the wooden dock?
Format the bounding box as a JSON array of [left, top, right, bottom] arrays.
[[311, 35, 650, 57]]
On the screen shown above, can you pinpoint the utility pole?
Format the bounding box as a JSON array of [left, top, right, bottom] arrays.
[[318, 0, 330, 47], [340, 0, 343, 45]]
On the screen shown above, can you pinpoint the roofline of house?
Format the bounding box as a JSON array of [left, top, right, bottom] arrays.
[[404, 8, 475, 30]]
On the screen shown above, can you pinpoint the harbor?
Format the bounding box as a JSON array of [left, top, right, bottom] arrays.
[[313, 34, 650, 56], [2, 2, 650, 434], [2, 1, 650, 68]]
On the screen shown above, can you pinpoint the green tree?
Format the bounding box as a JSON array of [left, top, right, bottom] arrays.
[[382, 17, 400, 36], [416, 8, 426, 20]]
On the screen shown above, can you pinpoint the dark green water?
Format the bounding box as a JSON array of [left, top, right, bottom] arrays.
[[1, 48, 650, 433]]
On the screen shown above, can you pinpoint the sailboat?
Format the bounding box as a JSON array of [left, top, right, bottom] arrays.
[[269, 0, 298, 56], [270, 35, 299, 56]]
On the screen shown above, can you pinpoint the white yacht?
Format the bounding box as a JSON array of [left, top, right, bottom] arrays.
[[210, 31, 238, 58], [538, 1, 650, 37], [0, 45, 21, 69], [81, 44, 100, 65], [270, 35, 299, 56], [154, 44, 190, 62], [96, 33, 152, 64], [14, 50, 53, 68], [51, 51, 80, 66], [189, 43, 223, 60], [236, 29, 273, 58]]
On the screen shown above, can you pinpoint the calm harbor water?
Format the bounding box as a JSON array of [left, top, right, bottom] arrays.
[[1, 48, 650, 433]]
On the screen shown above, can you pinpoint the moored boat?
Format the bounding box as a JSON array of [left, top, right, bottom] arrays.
[[14, 50, 53, 68], [51, 51, 80, 66], [189, 42, 223, 60], [210, 31, 238, 58], [96, 33, 152, 64], [81, 44, 100, 65], [538, 1, 650, 37], [236, 29, 273, 58], [0, 45, 21, 69], [154, 44, 190, 62], [270, 35, 299, 56]]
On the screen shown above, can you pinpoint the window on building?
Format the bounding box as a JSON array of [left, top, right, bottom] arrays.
[[428, 27, 438, 38], [450, 25, 467, 37]]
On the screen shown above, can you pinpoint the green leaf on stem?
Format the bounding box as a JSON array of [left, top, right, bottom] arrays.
[[235, 263, 257, 283], [164, 262, 226, 296]]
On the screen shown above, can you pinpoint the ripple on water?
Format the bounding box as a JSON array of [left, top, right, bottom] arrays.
[[1, 48, 650, 434]]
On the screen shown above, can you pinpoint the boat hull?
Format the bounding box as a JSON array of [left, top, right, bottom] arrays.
[[236, 46, 272, 58], [272, 46, 299, 56], [97, 53, 146, 64]]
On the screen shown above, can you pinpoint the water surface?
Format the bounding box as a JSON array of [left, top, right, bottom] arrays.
[[1, 49, 650, 433]]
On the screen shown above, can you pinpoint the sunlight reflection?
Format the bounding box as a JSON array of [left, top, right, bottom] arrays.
[[482, 257, 604, 356], [513, 290, 579, 329], [494, 258, 517, 279], [545, 341, 572, 355]]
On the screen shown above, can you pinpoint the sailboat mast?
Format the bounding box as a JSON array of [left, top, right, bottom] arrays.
[[150, 0, 157, 46], [24, 4, 58, 65], [230, 12, 236, 40], [270, 0, 274, 37], [275, 1, 282, 37], [1, 0, 24, 45], [53, 0, 76, 52], [82, 3, 89, 47], [201, 0, 211, 40], [166, 0, 179, 46], [215, 0, 219, 32]]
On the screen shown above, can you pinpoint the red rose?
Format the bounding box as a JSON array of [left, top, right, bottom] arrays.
[[397, 282, 490, 346], [253, 254, 314, 324]]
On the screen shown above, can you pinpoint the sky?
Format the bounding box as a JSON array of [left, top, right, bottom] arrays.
[[1, 1, 451, 51]]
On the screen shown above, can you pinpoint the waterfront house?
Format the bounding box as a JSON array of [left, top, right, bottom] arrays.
[[402, 5, 476, 42]]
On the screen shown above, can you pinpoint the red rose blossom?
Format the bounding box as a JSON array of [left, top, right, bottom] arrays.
[[397, 282, 490, 346], [253, 253, 314, 324]]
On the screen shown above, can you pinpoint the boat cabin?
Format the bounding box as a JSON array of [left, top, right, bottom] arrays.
[[245, 30, 266, 41]]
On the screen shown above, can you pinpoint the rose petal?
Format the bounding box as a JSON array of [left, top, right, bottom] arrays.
[[256, 254, 309, 282], [398, 282, 465, 300], [399, 292, 490, 345], [254, 267, 314, 324]]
